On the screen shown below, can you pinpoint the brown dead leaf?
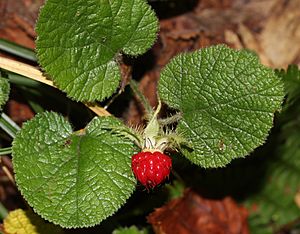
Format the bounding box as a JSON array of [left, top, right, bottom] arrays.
[[259, 0, 300, 68], [0, 0, 44, 49], [148, 189, 249, 234], [294, 190, 300, 209], [6, 99, 34, 124]]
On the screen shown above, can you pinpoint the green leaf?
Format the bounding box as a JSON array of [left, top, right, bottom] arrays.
[[246, 70, 300, 233], [12, 112, 137, 228], [0, 77, 10, 110], [36, 0, 158, 102], [276, 65, 300, 107], [165, 180, 185, 200], [159, 45, 284, 168], [113, 226, 148, 234], [246, 137, 300, 233]]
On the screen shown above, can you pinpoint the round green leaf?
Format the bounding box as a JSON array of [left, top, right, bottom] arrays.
[[159, 45, 284, 168], [36, 0, 158, 102], [12, 112, 137, 228], [0, 77, 10, 110]]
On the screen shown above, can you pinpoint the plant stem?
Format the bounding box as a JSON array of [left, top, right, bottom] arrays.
[[0, 39, 37, 62], [158, 112, 182, 125], [129, 79, 153, 115], [104, 89, 123, 110], [0, 202, 8, 219], [0, 113, 20, 138]]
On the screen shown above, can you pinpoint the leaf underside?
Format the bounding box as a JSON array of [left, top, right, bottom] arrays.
[[36, 0, 158, 102], [159, 45, 284, 168], [12, 112, 137, 228]]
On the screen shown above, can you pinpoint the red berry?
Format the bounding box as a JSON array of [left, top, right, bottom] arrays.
[[131, 151, 172, 188]]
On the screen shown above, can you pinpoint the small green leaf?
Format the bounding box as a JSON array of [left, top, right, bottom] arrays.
[[12, 112, 137, 228], [165, 180, 185, 200], [159, 45, 284, 168], [0, 77, 10, 110], [36, 0, 158, 102], [113, 226, 148, 234]]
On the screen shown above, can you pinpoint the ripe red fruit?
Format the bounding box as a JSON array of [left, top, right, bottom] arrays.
[[131, 151, 172, 188]]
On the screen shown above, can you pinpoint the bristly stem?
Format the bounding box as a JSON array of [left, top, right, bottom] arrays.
[[108, 125, 144, 149], [158, 112, 182, 126], [104, 89, 123, 110], [129, 79, 153, 115]]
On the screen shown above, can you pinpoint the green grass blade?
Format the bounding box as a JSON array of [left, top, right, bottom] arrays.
[[0, 39, 36, 62], [0, 147, 12, 155], [0, 113, 20, 138]]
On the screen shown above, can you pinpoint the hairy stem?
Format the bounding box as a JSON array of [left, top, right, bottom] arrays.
[[129, 79, 153, 115], [159, 112, 182, 126]]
